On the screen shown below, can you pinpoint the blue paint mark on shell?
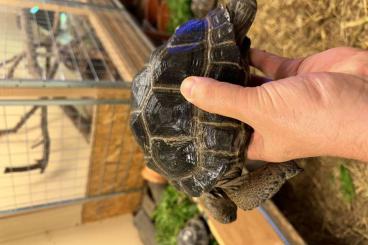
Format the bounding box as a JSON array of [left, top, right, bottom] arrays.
[[175, 19, 206, 40]]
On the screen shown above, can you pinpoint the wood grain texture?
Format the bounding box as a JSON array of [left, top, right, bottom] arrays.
[[82, 192, 142, 223], [0, 87, 129, 99], [200, 200, 305, 245], [262, 201, 306, 245], [0, 205, 82, 243], [82, 101, 145, 222], [82, 0, 154, 222], [206, 208, 284, 245], [87, 10, 154, 81], [133, 210, 156, 245]]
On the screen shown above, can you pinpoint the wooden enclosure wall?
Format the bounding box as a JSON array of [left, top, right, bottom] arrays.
[[0, 0, 153, 224], [82, 1, 153, 222]]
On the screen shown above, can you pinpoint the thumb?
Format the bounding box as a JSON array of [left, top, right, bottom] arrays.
[[180, 76, 259, 124]]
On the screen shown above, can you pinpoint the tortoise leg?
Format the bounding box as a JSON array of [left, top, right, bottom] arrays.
[[200, 189, 237, 224], [222, 161, 302, 211]]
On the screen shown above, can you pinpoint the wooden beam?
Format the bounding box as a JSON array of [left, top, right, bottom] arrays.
[[200, 201, 305, 245], [0, 87, 129, 100], [82, 1, 153, 223], [133, 209, 157, 245], [82, 100, 146, 222], [262, 201, 306, 245], [0, 0, 121, 15], [0, 0, 90, 15], [0, 204, 82, 243], [87, 10, 154, 81], [82, 192, 142, 223], [205, 209, 283, 245]]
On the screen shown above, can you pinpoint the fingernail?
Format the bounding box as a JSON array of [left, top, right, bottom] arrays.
[[181, 77, 196, 101]]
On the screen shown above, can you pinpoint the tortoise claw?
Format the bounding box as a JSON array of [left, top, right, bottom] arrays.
[[200, 190, 237, 224]]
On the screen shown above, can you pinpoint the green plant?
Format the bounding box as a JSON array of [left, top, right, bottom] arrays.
[[153, 185, 199, 245], [166, 0, 193, 33], [339, 164, 356, 203], [210, 238, 219, 245]]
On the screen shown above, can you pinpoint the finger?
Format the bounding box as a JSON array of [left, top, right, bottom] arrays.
[[181, 76, 259, 123], [250, 48, 304, 80], [246, 132, 264, 161], [247, 133, 287, 163], [248, 74, 272, 87]]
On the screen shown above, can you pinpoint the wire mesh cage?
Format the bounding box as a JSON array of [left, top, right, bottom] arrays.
[[0, 1, 145, 220]]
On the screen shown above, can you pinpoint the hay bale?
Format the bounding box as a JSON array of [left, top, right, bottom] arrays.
[[249, 0, 367, 57], [248, 0, 368, 243]]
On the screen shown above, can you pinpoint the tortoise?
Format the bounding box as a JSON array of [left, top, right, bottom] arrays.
[[177, 217, 210, 245], [130, 0, 302, 223]]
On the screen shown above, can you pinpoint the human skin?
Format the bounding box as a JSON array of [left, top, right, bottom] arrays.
[[180, 47, 368, 163]]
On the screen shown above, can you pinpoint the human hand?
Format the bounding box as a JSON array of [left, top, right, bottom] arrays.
[[180, 47, 368, 162]]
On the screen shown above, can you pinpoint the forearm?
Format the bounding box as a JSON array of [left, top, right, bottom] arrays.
[[349, 83, 368, 162], [336, 84, 368, 163], [341, 133, 368, 163], [343, 125, 368, 163], [309, 74, 368, 163], [350, 117, 368, 163], [358, 139, 368, 163]]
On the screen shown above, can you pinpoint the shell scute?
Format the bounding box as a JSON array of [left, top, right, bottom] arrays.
[[130, 112, 150, 152], [200, 124, 245, 153], [151, 139, 197, 178], [144, 92, 193, 137], [131, 68, 151, 109], [152, 44, 205, 87]]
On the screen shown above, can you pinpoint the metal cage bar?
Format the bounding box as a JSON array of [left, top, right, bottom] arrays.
[[0, 2, 144, 219]]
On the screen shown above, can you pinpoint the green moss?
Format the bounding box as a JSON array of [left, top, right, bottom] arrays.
[[339, 164, 356, 203], [166, 0, 193, 34], [153, 185, 199, 245]]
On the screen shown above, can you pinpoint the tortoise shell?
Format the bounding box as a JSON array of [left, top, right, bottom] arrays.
[[130, 6, 251, 197]]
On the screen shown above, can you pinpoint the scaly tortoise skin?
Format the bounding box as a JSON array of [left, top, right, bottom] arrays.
[[130, 0, 302, 223]]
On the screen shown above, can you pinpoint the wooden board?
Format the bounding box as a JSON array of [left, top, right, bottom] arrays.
[[0, 204, 82, 243], [206, 208, 283, 245], [0, 86, 129, 100], [82, 102, 145, 222], [202, 201, 305, 245], [82, 0, 154, 222], [82, 192, 142, 222], [262, 201, 306, 245], [133, 209, 156, 245], [87, 10, 154, 81]]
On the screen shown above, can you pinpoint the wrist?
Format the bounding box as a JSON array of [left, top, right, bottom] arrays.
[[324, 76, 368, 163], [352, 118, 368, 163], [350, 84, 368, 162], [336, 101, 368, 163]]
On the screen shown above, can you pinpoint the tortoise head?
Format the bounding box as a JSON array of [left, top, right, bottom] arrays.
[[218, 0, 257, 47]]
